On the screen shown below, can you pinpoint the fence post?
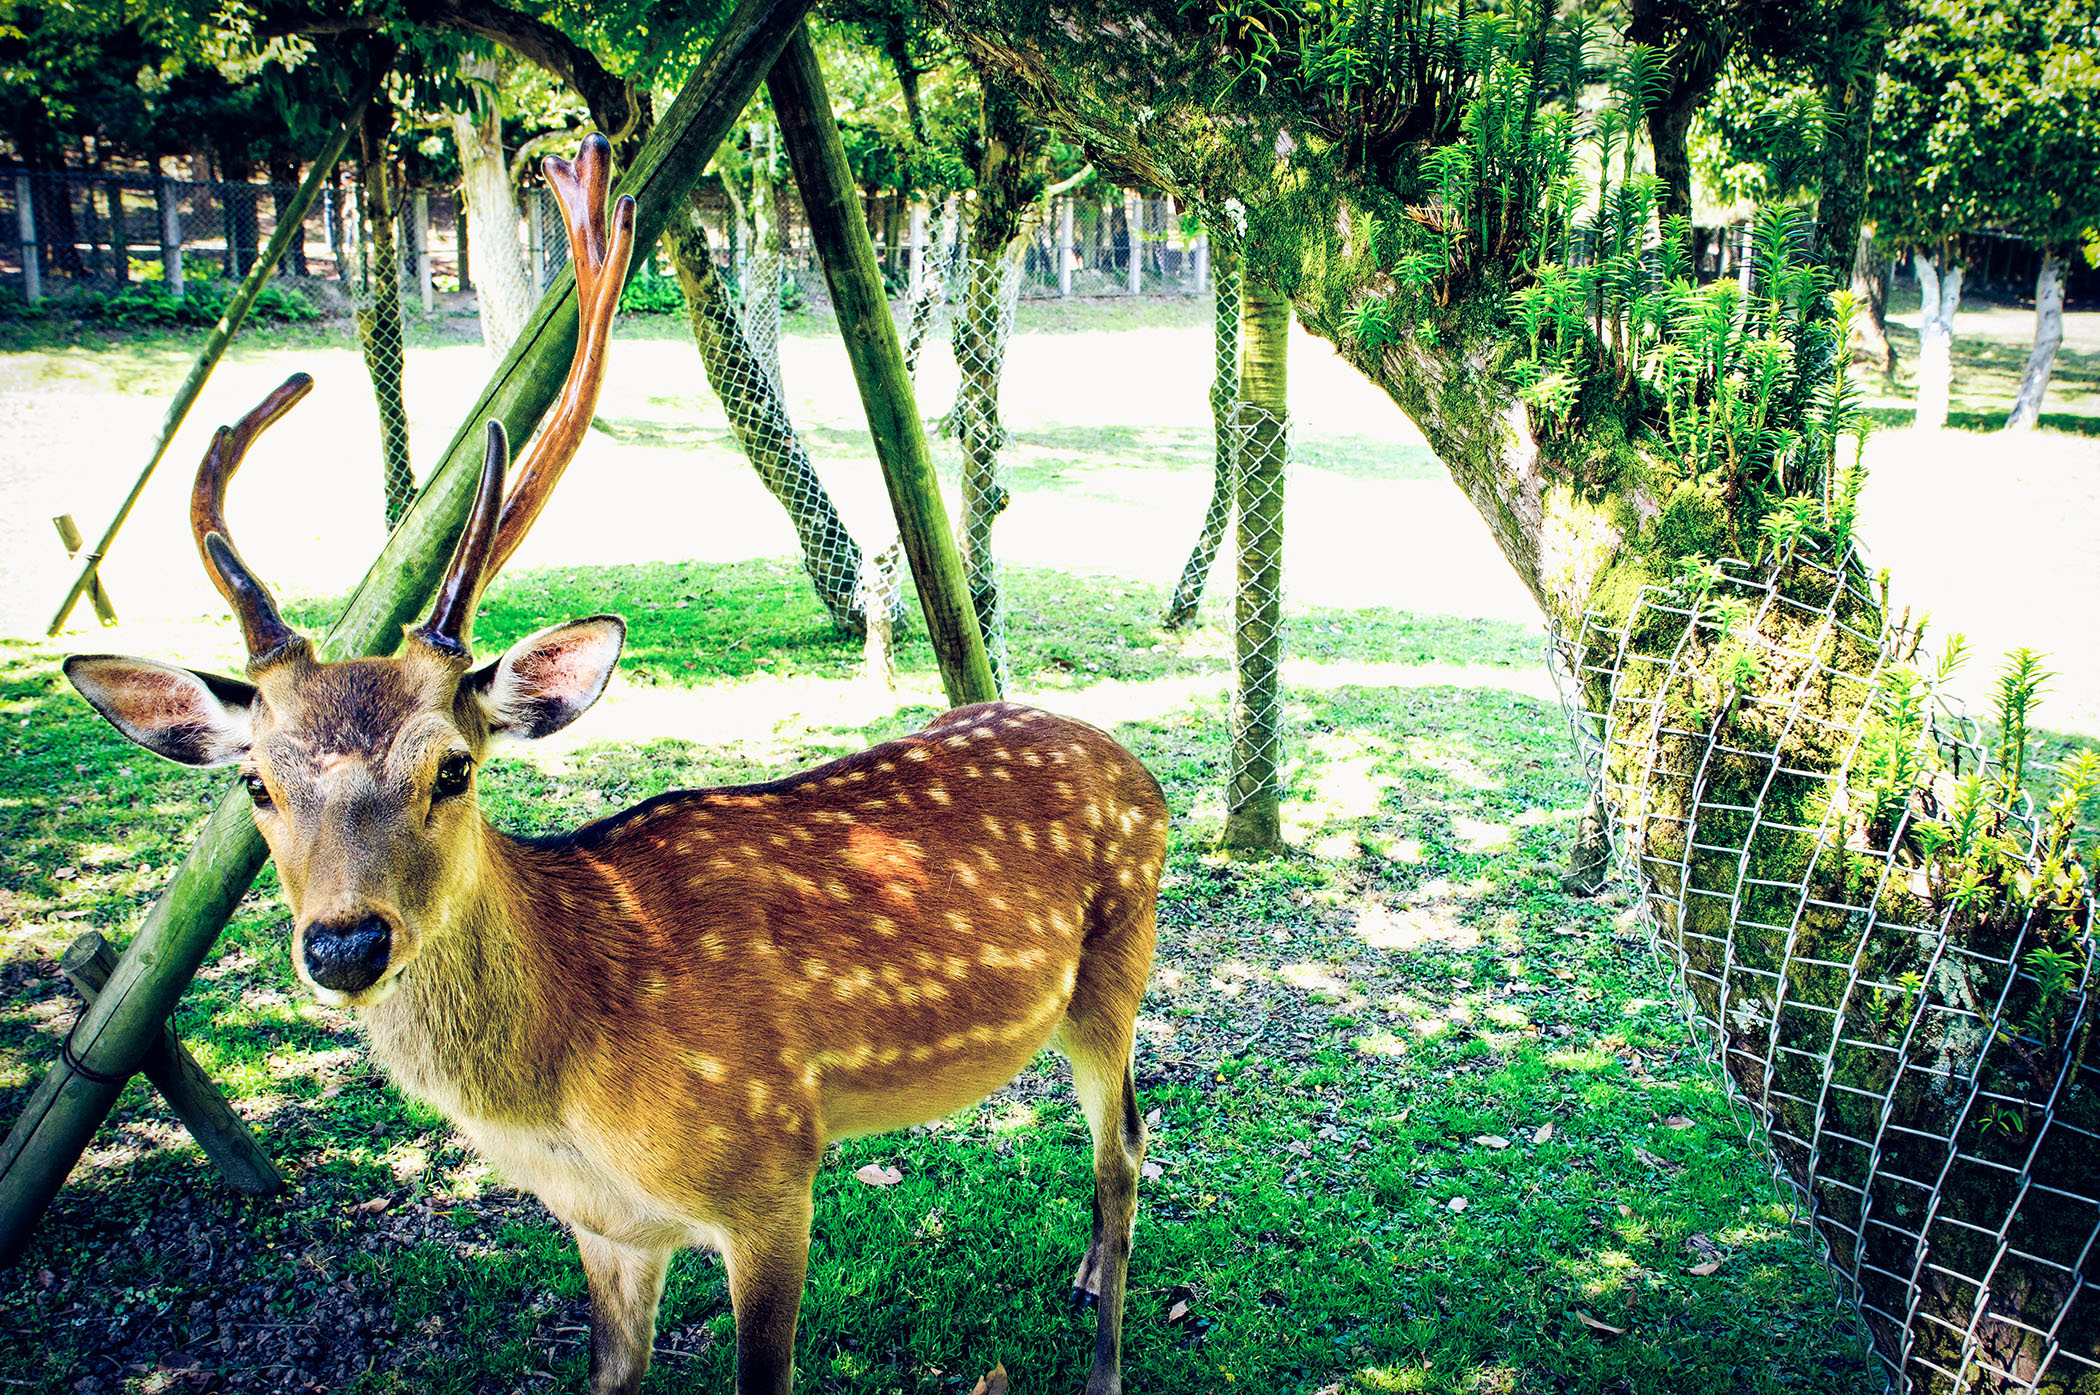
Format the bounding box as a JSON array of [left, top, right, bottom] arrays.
[[15, 174, 38, 304], [1058, 197, 1073, 297], [1125, 190, 1141, 295], [527, 188, 546, 292], [415, 190, 434, 311], [156, 177, 183, 295], [908, 199, 926, 297], [455, 192, 469, 289], [106, 179, 128, 283]]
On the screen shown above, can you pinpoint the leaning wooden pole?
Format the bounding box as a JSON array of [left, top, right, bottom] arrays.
[[46, 54, 394, 638], [768, 25, 999, 708], [0, 0, 814, 1271]]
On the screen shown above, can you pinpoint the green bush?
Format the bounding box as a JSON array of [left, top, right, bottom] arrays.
[[617, 259, 686, 316], [45, 278, 321, 327]]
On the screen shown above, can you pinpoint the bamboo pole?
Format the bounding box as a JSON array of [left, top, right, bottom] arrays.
[[768, 25, 999, 708], [61, 933, 282, 1196], [0, 0, 814, 1271], [45, 55, 394, 638]]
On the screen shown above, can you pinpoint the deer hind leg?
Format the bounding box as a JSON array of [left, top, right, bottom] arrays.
[[575, 1229, 673, 1395], [1062, 1013, 1147, 1395], [724, 1190, 815, 1395]]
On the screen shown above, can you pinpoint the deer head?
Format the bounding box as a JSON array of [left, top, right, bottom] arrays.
[[64, 137, 636, 1009]]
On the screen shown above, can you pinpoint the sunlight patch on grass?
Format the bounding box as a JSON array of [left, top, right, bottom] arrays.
[[1355, 902, 1479, 951]]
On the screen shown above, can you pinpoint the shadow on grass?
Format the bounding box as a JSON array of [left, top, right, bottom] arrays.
[[0, 559, 1881, 1394], [1860, 405, 2100, 437]]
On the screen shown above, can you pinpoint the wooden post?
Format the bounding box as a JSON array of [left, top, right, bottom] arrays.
[[1125, 191, 1141, 295], [908, 199, 926, 297], [14, 173, 38, 303], [527, 189, 545, 292], [415, 191, 434, 311], [156, 176, 183, 295], [106, 179, 128, 283], [61, 934, 282, 1196], [455, 192, 470, 289], [46, 65, 389, 639], [1058, 197, 1073, 297], [52, 516, 116, 625], [0, 0, 814, 1271], [769, 22, 1000, 709]]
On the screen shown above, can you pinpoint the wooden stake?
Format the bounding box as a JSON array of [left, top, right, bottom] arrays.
[[61, 934, 281, 1196], [769, 24, 999, 708], [51, 515, 116, 625], [0, 0, 813, 1271]]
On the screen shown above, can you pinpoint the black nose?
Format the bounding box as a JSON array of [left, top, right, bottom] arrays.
[[303, 916, 392, 992]]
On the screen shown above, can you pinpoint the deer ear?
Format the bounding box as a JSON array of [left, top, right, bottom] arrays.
[[468, 616, 625, 743], [63, 655, 255, 767]]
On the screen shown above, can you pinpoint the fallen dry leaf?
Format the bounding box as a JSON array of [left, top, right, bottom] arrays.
[[1688, 1259, 1722, 1276], [1533, 1122, 1555, 1145], [1617, 1204, 1634, 1219], [1140, 1160, 1164, 1180], [53, 867, 77, 881], [1167, 1299, 1190, 1324], [1577, 1311, 1627, 1336], [1683, 1233, 1722, 1261], [1632, 1145, 1682, 1174], [1663, 1115, 1695, 1130], [352, 1196, 390, 1216], [1447, 1196, 1468, 1212], [969, 1364, 1009, 1395], [854, 1163, 903, 1188], [1145, 1107, 1163, 1129], [1472, 1135, 1511, 1150]]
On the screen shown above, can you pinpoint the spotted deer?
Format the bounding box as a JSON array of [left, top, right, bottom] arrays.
[[61, 138, 1164, 1395]]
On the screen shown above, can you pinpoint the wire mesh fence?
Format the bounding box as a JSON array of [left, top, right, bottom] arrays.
[[1551, 539, 2100, 1395]]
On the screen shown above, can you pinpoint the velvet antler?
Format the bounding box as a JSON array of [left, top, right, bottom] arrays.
[[190, 373, 314, 663]]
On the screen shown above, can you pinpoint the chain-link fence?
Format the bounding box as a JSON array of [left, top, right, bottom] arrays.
[[1552, 540, 2100, 1395], [1165, 248, 1241, 628]]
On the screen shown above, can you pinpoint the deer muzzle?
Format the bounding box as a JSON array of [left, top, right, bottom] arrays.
[[302, 915, 393, 994]]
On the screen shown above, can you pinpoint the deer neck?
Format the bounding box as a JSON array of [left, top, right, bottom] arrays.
[[356, 819, 568, 1127]]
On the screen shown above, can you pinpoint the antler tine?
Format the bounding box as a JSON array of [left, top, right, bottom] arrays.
[[413, 421, 510, 657], [485, 134, 636, 578], [192, 373, 314, 664]]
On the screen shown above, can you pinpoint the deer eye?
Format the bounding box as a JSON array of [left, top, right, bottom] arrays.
[[433, 754, 473, 799], [244, 774, 272, 808]]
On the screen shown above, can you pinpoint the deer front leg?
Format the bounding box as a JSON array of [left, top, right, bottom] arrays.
[[724, 1192, 815, 1395], [576, 1229, 673, 1395]]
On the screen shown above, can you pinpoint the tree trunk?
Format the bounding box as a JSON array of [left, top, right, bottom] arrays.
[[221, 154, 261, 278], [1164, 233, 1239, 628], [449, 54, 537, 357], [355, 95, 415, 528], [1850, 224, 1896, 375], [1220, 271, 1287, 856], [1648, 97, 1697, 225], [664, 207, 869, 631], [2005, 247, 2065, 431], [1913, 247, 1963, 432], [742, 120, 784, 392]]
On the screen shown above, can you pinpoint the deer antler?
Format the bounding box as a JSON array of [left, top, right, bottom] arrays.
[[412, 422, 509, 656], [485, 133, 636, 577], [191, 372, 315, 663]]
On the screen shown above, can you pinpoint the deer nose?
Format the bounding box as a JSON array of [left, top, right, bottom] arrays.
[[303, 916, 392, 993]]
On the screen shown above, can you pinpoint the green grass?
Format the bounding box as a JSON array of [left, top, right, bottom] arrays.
[[0, 558, 1876, 1394]]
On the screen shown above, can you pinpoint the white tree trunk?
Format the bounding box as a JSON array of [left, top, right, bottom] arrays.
[[2005, 248, 2065, 431], [1912, 249, 1963, 432], [448, 55, 535, 358]]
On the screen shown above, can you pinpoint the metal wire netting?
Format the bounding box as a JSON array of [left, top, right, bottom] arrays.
[[343, 189, 416, 530], [1224, 397, 1288, 837], [940, 247, 1025, 695], [1551, 541, 2100, 1395], [1164, 249, 1241, 628]]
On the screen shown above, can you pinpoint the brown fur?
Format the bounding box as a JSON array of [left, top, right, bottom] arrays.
[[75, 628, 1165, 1395]]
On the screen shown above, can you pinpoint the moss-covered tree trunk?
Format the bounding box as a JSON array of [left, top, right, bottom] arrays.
[[933, 7, 2098, 1387], [1220, 271, 1287, 856], [665, 206, 867, 630], [1850, 225, 1896, 375], [950, 73, 1046, 693], [1164, 233, 1239, 628], [355, 94, 414, 529]]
